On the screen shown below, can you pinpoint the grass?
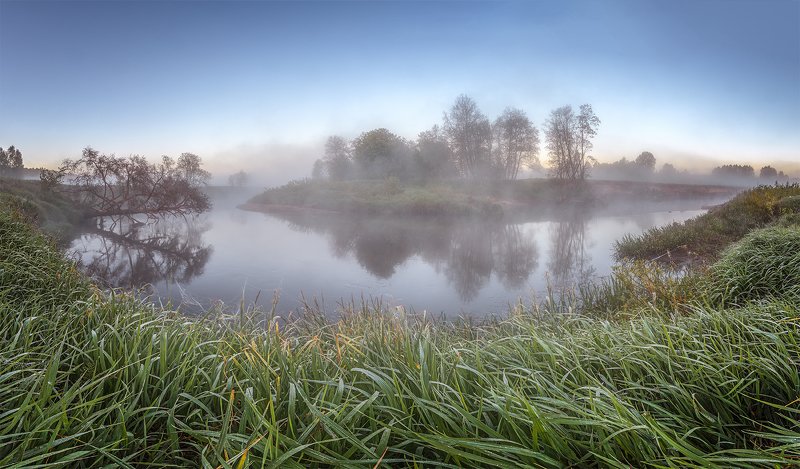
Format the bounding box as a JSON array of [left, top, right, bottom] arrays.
[[0, 178, 86, 244], [705, 226, 800, 307], [247, 178, 738, 221], [615, 183, 800, 263], [247, 178, 506, 217], [2, 193, 800, 466]]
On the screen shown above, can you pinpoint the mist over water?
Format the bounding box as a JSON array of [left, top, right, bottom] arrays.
[[67, 188, 727, 318]]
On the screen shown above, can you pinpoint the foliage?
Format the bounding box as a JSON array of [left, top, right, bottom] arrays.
[[351, 128, 413, 179], [2, 207, 800, 467], [759, 165, 778, 179], [634, 151, 655, 171], [615, 183, 800, 262], [415, 125, 457, 180], [712, 164, 755, 179], [0, 145, 23, 175]]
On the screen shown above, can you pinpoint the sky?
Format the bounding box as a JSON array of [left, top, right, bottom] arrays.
[[0, 0, 798, 184]]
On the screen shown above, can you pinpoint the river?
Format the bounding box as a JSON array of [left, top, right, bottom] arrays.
[[67, 187, 726, 317]]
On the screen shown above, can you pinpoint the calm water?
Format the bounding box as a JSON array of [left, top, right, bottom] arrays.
[[68, 188, 721, 317]]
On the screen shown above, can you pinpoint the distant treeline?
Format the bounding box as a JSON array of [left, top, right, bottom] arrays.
[[593, 155, 792, 184], [310, 95, 793, 185], [312, 94, 600, 183]]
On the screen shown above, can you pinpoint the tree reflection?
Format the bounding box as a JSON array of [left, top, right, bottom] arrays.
[[69, 215, 212, 289], [547, 212, 595, 290], [271, 212, 538, 302]]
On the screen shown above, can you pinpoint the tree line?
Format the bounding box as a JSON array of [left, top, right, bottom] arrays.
[[312, 94, 600, 182]]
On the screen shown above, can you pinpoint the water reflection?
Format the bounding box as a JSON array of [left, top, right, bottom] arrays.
[[547, 211, 595, 289], [69, 215, 212, 289], [274, 212, 539, 301]]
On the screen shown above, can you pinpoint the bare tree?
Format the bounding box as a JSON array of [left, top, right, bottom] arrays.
[[443, 94, 492, 178], [544, 104, 600, 181], [323, 135, 353, 181], [492, 107, 539, 180], [176, 152, 211, 186], [49, 147, 210, 219]]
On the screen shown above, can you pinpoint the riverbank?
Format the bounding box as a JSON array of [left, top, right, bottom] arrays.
[[244, 178, 739, 219], [0, 178, 86, 244], [615, 183, 800, 263], [1, 186, 799, 466]]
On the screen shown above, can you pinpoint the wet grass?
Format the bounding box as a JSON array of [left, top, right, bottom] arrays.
[[615, 183, 800, 263], [0, 178, 86, 244], [2, 202, 800, 467], [248, 179, 505, 217]]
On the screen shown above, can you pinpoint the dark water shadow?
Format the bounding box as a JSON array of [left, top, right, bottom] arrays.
[[68, 214, 213, 290], [272, 211, 540, 302]]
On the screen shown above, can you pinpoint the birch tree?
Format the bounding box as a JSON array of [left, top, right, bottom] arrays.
[[544, 104, 600, 181]]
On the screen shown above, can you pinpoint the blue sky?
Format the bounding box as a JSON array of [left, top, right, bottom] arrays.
[[0, 0, 798, 181]]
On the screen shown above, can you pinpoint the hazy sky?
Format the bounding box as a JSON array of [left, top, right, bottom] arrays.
[[0, 0, 798, 183]]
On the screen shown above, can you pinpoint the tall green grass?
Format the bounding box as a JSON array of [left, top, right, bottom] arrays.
[[0, 178, 86, 244], [2, 207, 800, 467], [706, 226, 800, 307]]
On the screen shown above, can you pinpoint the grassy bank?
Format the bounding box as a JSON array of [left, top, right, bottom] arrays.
[[245, 178, 737, 219], [2, 191, 800, 466], [615, 183, 800, 263], [0, 178, 86, 243]]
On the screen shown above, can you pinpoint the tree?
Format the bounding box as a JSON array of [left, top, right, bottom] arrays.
[[176, 152, 210, 186], [443, 94, 492, 178], [0, 148, 7, 174], [635, 151, 656, 171], [311, 160, 325, 179], [544, 104, 600, 181], [0, 145, 22, 176], [49, 147, 210, 219], [415, 125, 456, 180], [228, 170, 249, 187], [660, 163, 678, 177], [351, 128, 412, 179], [492, 107, 539, 180], [712, 164, 754, 179], [759, 165, 778, 179], [323, 135, 353, 181]]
